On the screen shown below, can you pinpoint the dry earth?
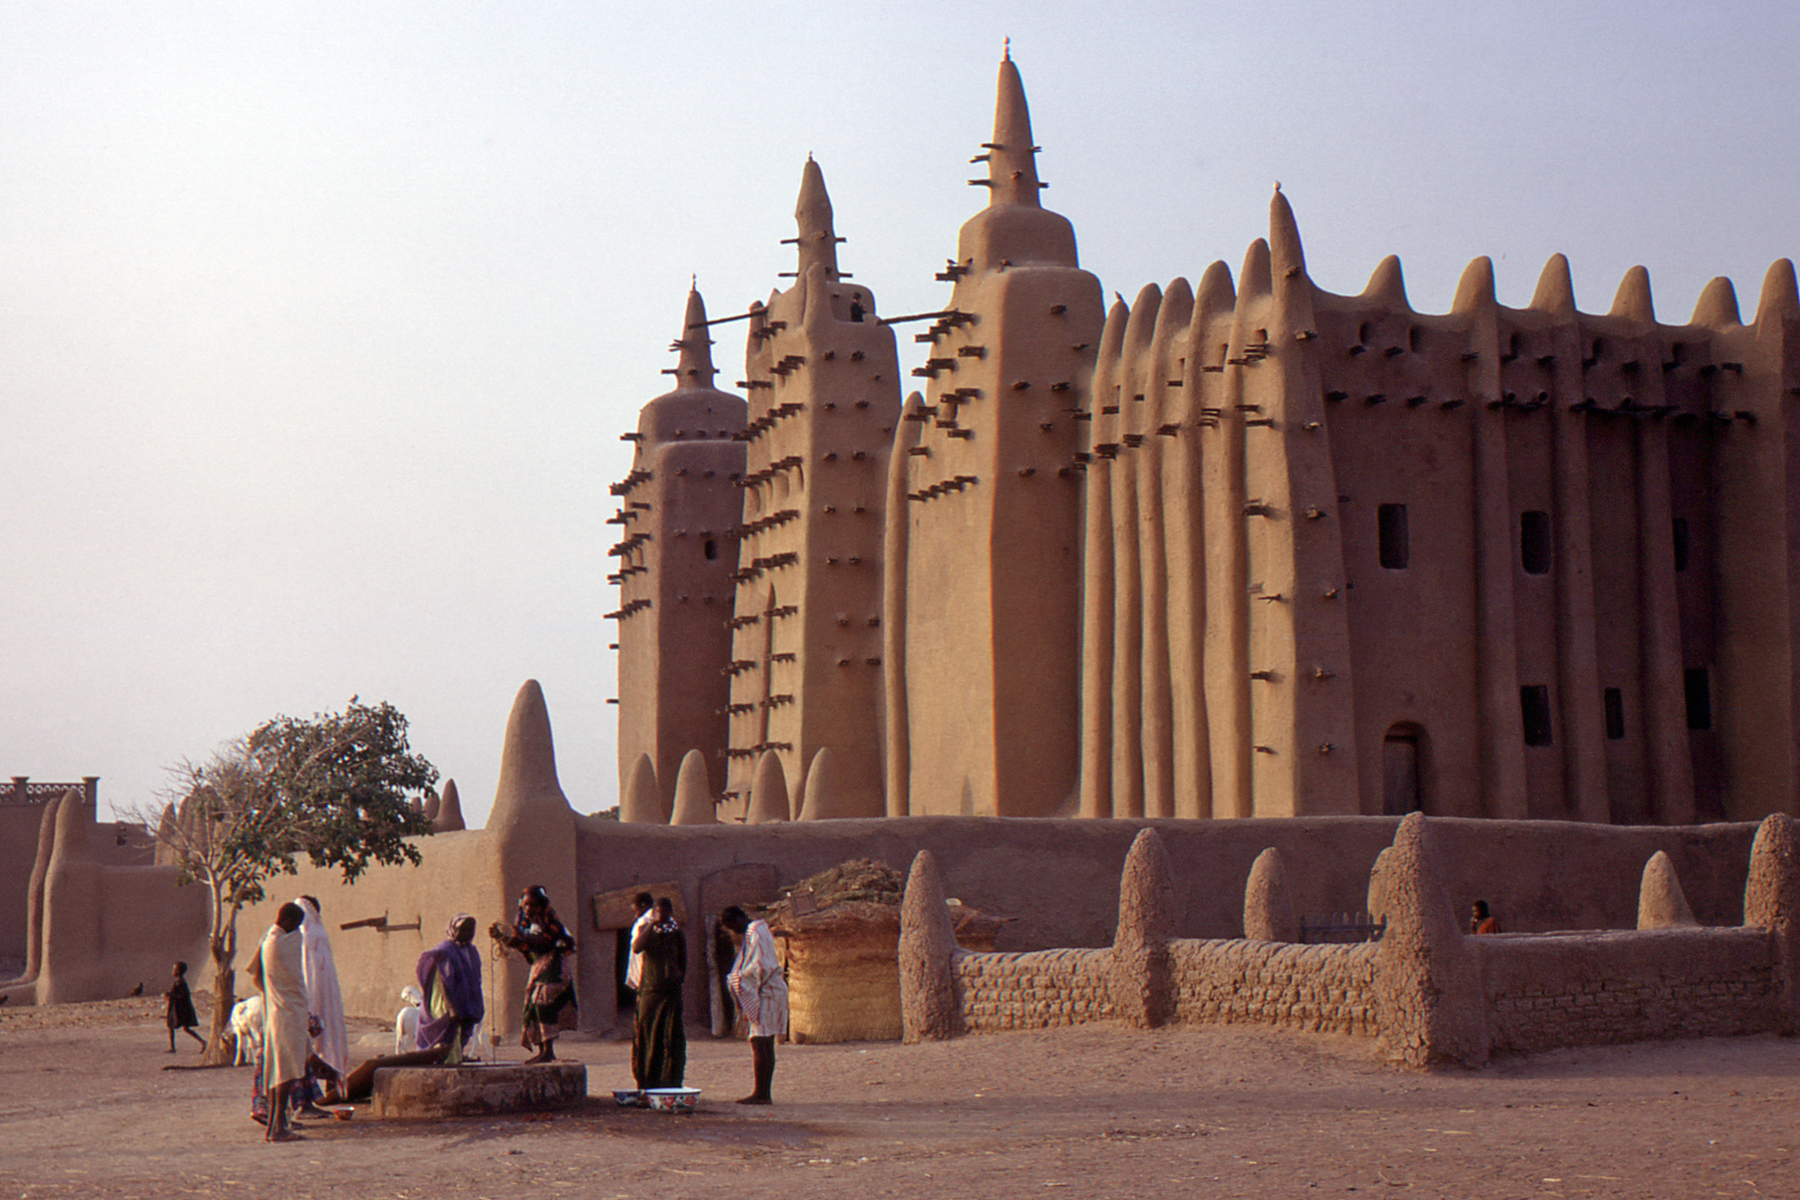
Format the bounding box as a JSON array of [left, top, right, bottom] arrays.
[[0, 997, 1794, 1199]]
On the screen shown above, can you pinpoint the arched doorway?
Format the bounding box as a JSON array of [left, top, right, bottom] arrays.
[[1382, 723, 1426, 815]]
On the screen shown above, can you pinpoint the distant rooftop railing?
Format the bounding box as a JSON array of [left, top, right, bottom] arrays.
[[4, 776, 98, 806]]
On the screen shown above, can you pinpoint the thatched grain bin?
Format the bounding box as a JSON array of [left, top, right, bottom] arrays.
[[768, 863, 1003, 1044]]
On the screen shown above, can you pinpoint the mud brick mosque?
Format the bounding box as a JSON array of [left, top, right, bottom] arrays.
[[613, 51, 1800, 830], [11, 55, 1800, 1061]]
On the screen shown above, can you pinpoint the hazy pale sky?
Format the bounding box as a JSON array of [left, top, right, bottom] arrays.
[[5, 1, 1797, 829]]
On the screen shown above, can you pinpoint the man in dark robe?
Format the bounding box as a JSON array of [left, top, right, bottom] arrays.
[[631, 897, 686, 1090]]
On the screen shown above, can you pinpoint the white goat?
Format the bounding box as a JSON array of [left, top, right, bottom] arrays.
[[393, 984, 423, 1054], [227, 994, 263, 1066]]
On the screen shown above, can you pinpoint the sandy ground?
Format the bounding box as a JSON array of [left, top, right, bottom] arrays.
[[0, 997, 1795, 1200]]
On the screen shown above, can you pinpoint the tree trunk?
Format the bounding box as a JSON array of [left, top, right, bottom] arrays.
[[202, 940, 238, 1067]]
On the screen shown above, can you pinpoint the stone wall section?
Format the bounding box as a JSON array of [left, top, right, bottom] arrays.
[[954, 947, 1114, 1032], [900, 817, 1800, 1067], [1480, 928, 1777, 1053], [943, 934, 1378, 1039], [1168, 938, 1378, 1036]]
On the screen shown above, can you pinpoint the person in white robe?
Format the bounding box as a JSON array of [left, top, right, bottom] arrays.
[[259, 903, 309, 1141], [295, 896, 348, 1084], [722, 905, 787, 1104]]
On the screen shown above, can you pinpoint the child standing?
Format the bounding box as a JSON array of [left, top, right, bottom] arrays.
[[165, 961, 204, 1052]]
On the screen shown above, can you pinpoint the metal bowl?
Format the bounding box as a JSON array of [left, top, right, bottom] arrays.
[[644, 1087, 700, 1113]]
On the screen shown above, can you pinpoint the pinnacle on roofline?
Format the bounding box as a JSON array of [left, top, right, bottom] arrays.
[[789, 157, 842, 283], [972, 48, 1043, 209]]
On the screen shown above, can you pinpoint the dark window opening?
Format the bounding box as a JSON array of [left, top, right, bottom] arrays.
[[1408, 326, 1424, 352], [1357, 321, 1371, 345], [1590, 336, 1607, 363], [1672, 518, 1689, 572], [1603, 688, 1625, 740], [1520, 510, 1552, 575], [703, 538, 718, 561], [1382, 729, 1421, 816], [1507, 331, 1521, 360], [1684, 668, 1713, 731], [1378, 503, 1410, 570], [1521, 685, 1553, 746]]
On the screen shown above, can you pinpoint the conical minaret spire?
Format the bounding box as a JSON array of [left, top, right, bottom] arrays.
[[977, 48, 1042, 208], [673, 285, 717, 389], [953, 50, 1076, 272], [793, 156, 842, 282]]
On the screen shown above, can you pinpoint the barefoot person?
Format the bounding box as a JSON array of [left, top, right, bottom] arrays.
[[164, 961, 204, 1053], [489, 886, 578, 1064], [258, 903, 310, 1142], [721, 905, 787, 1105], [631, 897, 686, 1091], [416, 915, 484, 1063]]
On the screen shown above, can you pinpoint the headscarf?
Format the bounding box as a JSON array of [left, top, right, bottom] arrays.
[[514, 889, 574, 954], [295, 897, 348, 1076]]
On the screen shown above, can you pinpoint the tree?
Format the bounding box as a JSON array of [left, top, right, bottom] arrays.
[[141, 699, 438, 1065]]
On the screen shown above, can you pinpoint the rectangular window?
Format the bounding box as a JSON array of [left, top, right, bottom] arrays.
[[1520, 510, 1552, 575], [1521, 685, 1553, 746], [1684, 668, 1712, 731], [1603, 688, 1625, 740], [1672, 517, 1690, 572], [1378, 503, 1409, 570]]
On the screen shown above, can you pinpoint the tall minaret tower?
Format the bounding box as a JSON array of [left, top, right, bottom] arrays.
[[611, 288, 747, 820], [721, 159, 901, 821], [893, 50, 1104, 816]]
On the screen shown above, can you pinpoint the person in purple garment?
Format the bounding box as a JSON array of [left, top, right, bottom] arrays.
[[415, 914, 484, 1062]]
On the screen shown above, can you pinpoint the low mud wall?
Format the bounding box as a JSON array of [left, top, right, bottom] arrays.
[[1480, 928, 1778, 1053], [902, 814, 1800, 1067]]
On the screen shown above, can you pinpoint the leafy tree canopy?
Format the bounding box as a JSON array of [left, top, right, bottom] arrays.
[[164, 698, 439, 907], [139, 698, 439, 1062]]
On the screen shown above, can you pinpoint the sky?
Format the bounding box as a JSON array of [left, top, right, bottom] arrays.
[[4, 1, 1797, 829]]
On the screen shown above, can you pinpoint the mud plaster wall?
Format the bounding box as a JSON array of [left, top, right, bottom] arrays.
[[13, 809, 1763, 1021], [950, 939, 1379, 1038], [573, 813, 1756, 1035], [1479, 927, 1777, 1053], [0, 801, 148, 960], [1167, 939, 1378, 1036], [909, 820, 1794, 1064], [954, 947, 1112, 1032], [937, 920, 1772, 1057], [236, 829, 509, 1031]]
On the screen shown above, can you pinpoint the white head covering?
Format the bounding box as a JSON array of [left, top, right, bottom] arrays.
[[295, 896, 348, 1077]]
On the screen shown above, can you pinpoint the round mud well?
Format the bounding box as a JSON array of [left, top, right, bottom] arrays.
[[372, 1062, 587, 1119]]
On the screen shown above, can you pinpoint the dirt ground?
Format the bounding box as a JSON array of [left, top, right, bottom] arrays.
[[0, 997, 1794, 1200]]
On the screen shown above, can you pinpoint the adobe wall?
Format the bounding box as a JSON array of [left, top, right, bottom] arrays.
[[11, 792, 208, 1006], [902, 815, 1800, 1067], [1168, 939, 1378, 1036], [1479, 928, 1777, 1053], [572, 811, 1757, 1036], [0, 801, 50, 961], [1, 797, 148, 961], [955, 947, 1111, 1032], [9, 665, 1768, 1043], [234, 826, 510, 1031]]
